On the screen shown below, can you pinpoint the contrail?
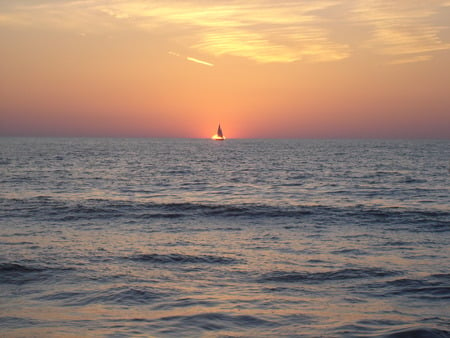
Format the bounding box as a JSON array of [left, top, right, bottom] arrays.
[[168, 51, 214, 67], [186, 57, 214, 67]]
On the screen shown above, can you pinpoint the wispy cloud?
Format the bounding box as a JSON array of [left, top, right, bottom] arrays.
[[352, 0, 450, 63], [186, 57, 214, 67], [1, 0, 449, 65], [169, 51, 214, 67], [97, 0, 351, 64], [389, 55, 432, 65], [0, 0, 350, 64]]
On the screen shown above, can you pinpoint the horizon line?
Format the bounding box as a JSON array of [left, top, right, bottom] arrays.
[[1, 135, 449, 141]]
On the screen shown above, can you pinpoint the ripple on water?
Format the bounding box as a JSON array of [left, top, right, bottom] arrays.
[[158, 312, 277, 334], [382, 328, 450, 338], [385, 277, 450, 300], [0, 263, 73, 285], [128, 253, 242, 265], [259, 267, 400, 284], [358, 274, 450, 301], [37, 286, 170, 307]]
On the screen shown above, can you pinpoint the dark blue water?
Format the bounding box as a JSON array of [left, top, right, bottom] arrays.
[[1, 138, 449, 337]]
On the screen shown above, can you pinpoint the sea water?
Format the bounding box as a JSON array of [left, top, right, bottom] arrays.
[[0, 138, 449, 337]]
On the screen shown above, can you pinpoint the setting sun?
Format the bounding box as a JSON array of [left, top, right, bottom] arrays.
[[211, 124, 226, 140], [211, 134, 226, 140]]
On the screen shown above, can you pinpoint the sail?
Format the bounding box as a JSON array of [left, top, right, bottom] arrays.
[[212, 123, 225, 140]]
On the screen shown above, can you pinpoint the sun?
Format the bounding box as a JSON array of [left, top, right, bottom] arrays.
[[211, 134, 226, 141], [211, 123, 226, 140]]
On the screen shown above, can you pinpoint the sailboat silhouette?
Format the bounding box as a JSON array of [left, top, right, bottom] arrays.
[[212, 124, 225, 141]]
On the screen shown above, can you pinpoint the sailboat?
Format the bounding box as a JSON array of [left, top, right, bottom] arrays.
[[212, 124, 225, 141]]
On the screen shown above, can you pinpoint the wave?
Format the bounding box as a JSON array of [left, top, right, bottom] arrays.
[[129, 253, 241, 265], [334, 324, 450, 338], [152, 298, 218, 311], [383, 328, 450, 338], [0, 241, 34, 246], [259, 267, 399, 283], [0, 263, 43, 274], [38, 286, 165, 307], [0, 262, 72, 285], [0, 316, 41, 328], [357, 273, 450, 302], [0, 159, 11, 166], [2, 196, 449, 230], [159, 312, 276, 333], [385, 276, 450, 300]]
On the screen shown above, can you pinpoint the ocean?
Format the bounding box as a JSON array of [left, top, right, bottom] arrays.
[[0, 137, 449, 337]]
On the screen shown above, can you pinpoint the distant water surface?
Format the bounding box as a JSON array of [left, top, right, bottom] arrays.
[[0, 138, 449, 337]]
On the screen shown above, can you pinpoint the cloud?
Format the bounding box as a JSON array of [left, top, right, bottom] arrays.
[[1, 0, 449, 65], [169, 51, 214, 67], [352, 0, 450, 63], [97, 0, 351, 64], [389, 55, 432, 65], [0, 0, 350, 64], [186, 57, 214, 67]]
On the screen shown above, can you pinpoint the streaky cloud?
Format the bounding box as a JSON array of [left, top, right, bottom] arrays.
[[352, 0, 450, 63], [169, 51, 214, 67], [389, 55, 432, 65], [0, 0, 350, 64], [105, 0, 351, 64], [186, 57, 214, 67], [0, 0, 449, 64]]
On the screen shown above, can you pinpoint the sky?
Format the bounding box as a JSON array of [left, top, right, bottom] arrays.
[[1, 0, 449, 139]]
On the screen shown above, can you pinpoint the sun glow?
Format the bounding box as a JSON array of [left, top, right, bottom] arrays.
[[212, 124, 225, 140], [211, 134, 226, 141]]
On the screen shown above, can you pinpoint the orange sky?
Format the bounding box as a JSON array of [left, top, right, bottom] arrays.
[[1, 0, 449, 138]]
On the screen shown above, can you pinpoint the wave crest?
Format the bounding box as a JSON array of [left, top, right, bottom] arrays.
[[2, 197, 449, 232], [129, 253, 241, 265], [384, 328, 450, 338], [259, 267, 399, 283]]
